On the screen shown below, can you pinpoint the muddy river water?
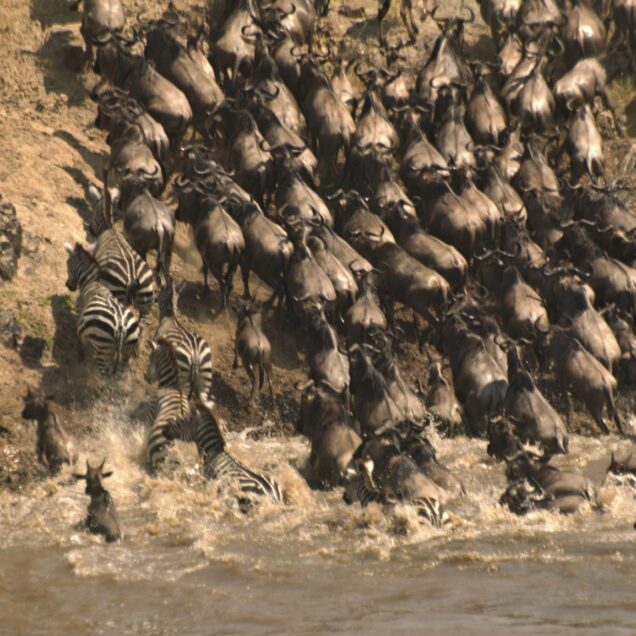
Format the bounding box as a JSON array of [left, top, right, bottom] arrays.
[[1, 397, 634, 635]]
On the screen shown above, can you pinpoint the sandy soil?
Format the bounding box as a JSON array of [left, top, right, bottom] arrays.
[[1, 0, 634, 489]]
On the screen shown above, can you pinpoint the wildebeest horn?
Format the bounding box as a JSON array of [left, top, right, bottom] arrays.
[[473, 284, 489, 300], [161, 4, 180, 26], [289, 45, 305, 58], [258, 84, 280, 99], [275, 2, 296, 18], [174, 175, 191, 189], [294, 379, 314, 391], [473, 247, 493, 261], [533, 316, 550, 335], [259, 138, 274, 153], [136, 10, 153, 28], [93, 29, 113, 45], [459, 5, 475, 22], [136, 165, 159, 178]]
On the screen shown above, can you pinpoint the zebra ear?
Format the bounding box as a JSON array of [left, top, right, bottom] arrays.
[[147, 340, 157, 352], [64, 242, 75, 254]]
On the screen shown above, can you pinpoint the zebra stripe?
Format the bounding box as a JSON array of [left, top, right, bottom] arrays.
[[144, 341, 190, 470], [94, 229, 155, 317], [66, 243, 139, 374], [344, 465, 384, 507], [411, 497, 448, 528], [166, 401, 284, 505], [155, 282, 213, 399], [343, 463, 447, 528]]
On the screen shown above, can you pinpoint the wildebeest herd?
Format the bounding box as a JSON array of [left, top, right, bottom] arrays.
[[20, 0, 636, 542]]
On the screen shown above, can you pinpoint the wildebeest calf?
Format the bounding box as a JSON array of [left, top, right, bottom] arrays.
[[74, 459, 122, 543], [233, 302, 274, 408], [21, 387, 75, 474]]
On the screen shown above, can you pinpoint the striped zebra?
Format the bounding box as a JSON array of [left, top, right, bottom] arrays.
[[343, 460, 448, 528], [65, 242, 140, 375], [143, 339, 190, 471], [87, 184, 155, 316], [155, 280, 213, 399], [164, 399, 285, 506], [343, 460, 385, 507]]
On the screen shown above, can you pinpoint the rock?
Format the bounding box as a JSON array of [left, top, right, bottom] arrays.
[[0, 310, 21, 349], [0, 195, 22, 281]]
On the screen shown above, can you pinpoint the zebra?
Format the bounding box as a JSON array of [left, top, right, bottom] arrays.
[[343, 460, 448, 528], [87, 183, 155, 317], [155, 280, 213, 399], [143, 338, 191, 471], [164, 399, 285, 506], [343, 459, 385, 507], [65, 242, 140, 375]]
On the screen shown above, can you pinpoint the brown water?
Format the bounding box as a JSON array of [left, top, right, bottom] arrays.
[[1, 395, 634, 635]]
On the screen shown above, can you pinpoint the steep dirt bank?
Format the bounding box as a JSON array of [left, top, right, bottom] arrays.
[[1, 0, 635, 490]]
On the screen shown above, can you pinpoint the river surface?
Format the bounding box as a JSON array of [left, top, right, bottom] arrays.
[[1, 397, 634, 635]]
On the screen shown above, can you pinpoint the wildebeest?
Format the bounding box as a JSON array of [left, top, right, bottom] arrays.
[[74, 459, 123, 542], [21, 387, 75, 474], [233, 301, 274, 407]]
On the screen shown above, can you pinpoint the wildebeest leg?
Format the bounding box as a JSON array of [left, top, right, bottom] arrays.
[[378, 0, 391, 47], [240, 257, 251, 299], [400, 0, 418, 42], [383, 297, 396, 331], [412, 312, 422, 350], [265, 360, 274, 401], [589, 400, 611, 435], [599, 88, 625, 137], [563, 381, 573, 430], [232, 341, 239, 369], [244, 361, 257, 408], [606, 388, 624, 435], [202, 262, 210, 290], [224, 261, 238, 309], [208, 262, 224, 306]]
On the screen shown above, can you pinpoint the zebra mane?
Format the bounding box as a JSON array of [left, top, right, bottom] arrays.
[[73, 242, 100, 279]]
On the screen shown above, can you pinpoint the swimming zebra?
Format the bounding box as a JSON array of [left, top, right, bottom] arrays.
[[143, 338, 190, 471], [87, 184, 155, 316], [164, 399, 285, 506], [155, 280, 213, 399], [65, 242, 140, 375], [343, 460, 448, 528]]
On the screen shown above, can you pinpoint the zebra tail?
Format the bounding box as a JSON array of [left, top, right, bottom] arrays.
[[127, 276, 142, 307]]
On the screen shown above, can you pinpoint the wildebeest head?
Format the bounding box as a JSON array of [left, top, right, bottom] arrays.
[[74, 459, 114, 496], [21, 386, 50, 421]]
